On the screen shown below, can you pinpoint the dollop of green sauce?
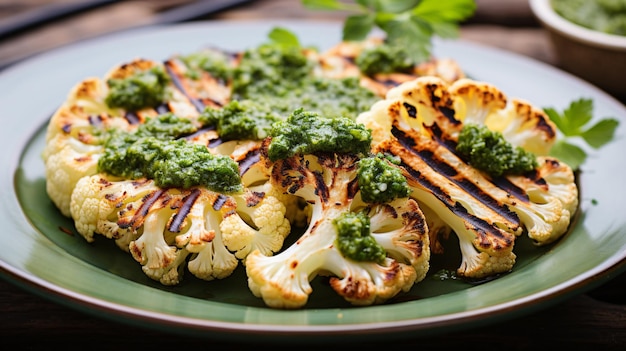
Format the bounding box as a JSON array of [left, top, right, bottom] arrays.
[[456, 123, 538, 177], [334, 211, 386, 264], [98, 114, 242, 193], [105, 66, 171, 111], [232, 44, 378, 120], [552, 0, 626, 36], [356, 43, 415, 76], [99, 41, 381, 190], [232, 44, 313, 99], [358, 153, 410, 203], [199, 100, 281, 141], [267, 108, 373, 161]]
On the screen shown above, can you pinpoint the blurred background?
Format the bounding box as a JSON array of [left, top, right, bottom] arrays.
[[0, 0, 555, 71]]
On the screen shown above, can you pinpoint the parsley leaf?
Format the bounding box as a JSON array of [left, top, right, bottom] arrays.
[[267, 27, 301, 48], [302, 0, 476, 62], [544, 98, 619, 169]]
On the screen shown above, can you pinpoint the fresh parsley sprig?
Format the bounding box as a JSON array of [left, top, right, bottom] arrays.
[[544, 98, 619, 170], [301, 0, 476, 62]]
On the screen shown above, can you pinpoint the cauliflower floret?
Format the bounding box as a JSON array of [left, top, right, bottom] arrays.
[[504, 157, 579, 245], [246, 147, 430, 309], [488, 98, 557, 156], [187, 225, 238, 281], [359, 76, 578, 278], [43, 58, 204, 217], [404, 167, 517, 278], [70, 174, 239, 284], [220, 188, 291, 260], [42, 78, 126, 217]]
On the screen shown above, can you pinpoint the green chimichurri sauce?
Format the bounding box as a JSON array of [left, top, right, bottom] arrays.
[[358, 153, 410, 204], [231, 44, 378, 120], [105, 66, 171, 111], [99, 40, 388, 190], [97, 114, 242, 193], [199, 100, 281, 141], [356, 43, 415, 76], [267, 108, 373, 162], [552, 0, 626, 36], [456, 123, 538, 178], [334, 211, 386, 264]]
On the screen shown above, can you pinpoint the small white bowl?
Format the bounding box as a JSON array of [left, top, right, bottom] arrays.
[[529, 0, 626, 101]]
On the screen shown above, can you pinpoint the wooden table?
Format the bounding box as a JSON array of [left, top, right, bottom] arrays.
[[1, 0, 625, 348]]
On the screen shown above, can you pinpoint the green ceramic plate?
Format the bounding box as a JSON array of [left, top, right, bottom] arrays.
[[1, 21, 625, 343]]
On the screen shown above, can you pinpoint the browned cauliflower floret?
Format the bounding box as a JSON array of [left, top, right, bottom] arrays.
[[357, 76, 578, 278]]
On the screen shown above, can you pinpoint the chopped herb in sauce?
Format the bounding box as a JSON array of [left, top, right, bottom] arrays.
[[356, 42, 416, 76], [357, 153, 410, 204], [552, 0, 626, 36], [456, 123, 538, 177], [334, 211, 386, 264], [199, 100, 281, 141], [105, 66, 171, 111], [267, 108, 372, 161], [98, 114, 242, 193]]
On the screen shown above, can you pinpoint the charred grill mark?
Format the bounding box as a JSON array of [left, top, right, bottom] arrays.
[[164, 60, 206, 113], [524, 168, 548, 187], [416, 149, 458, 177], [347, 177, 359, 200], [168, 188, 201, 232], [208, 138, 224, 148], [125, 111, 141, 125], [238, 149, 260, 176], [450, 202, 513, 247], [423, 123, 457, 152], [401, 159, 453, 205], [88, 115, 103, 127], [314, 170, 329, 203], [403, 102, 417, 118], [155, 103, 170, 114], [456, 178, 519, 224], [439, 106, 456, 122], [403, 159, 512, 245], [536, 115, 556, 139], [392, 127, 520, 226], [491, 177, 529, 202], [118, 189, 164, 230], [246, 191, 265, 207], [62, 123, 71, 133], [213, 194, 229, 211], [377, 77, 404, 88]]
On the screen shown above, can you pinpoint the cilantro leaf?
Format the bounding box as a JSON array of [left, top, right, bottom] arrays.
[[382, 17, 432, 62], [549, 140, 587, 170], [343, 13, 376, 41], [268, 27, 301, 48], [301, 0, 350, 11], [412, 0, 477, 23], [545, 97, 619, 169], [581, 118, 619, 149], [549, 98, 594, 136], [302, 0, 476, 62], [376, 0, 421, 13]]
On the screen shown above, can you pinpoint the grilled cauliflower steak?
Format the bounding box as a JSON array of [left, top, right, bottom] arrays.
[[357, 76, 578, 278], [42, 30, 581, 310]]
